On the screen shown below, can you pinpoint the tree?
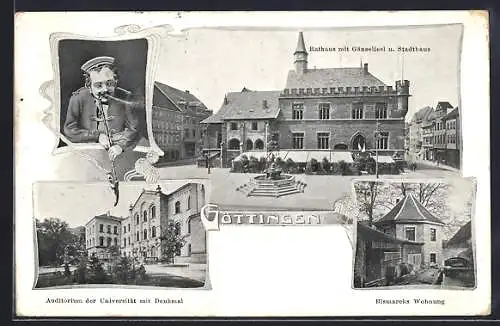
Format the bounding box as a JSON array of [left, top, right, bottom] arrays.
[[354, 181, 385, 227], [36, 218, 79, 266], [160, 220, 188, 264]]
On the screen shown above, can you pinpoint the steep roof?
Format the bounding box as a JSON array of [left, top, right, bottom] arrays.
[[375, 193, 445, 225], [412, 106, 434, 123], [446, 107, 459, 120], [202, 90, 280, 123], [285, 67, 387, 89], [154, 81, 209, 112], [446, 221, 471, 248], [357, 222, 424, 245], [436, 101, 454, 111]]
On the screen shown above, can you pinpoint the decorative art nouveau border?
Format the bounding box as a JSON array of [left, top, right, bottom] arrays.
[[40, 25, 173, 182]]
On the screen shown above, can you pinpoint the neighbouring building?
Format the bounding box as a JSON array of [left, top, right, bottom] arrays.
[[443, 220, 472, 262], [202, 32, 410, 167], [354, 193, 446, 287], [153, 82, 213, 162], [85, 183, 207, 264], [444, 107, 460, 169], [407, 101, 460, 169], [408, 106, 434, 161], [85, 213, 123, 260]]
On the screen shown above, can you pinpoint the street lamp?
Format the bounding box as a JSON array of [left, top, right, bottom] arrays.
[[220, 141, 224, 169]]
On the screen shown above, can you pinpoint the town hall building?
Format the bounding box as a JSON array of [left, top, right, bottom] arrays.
[[201, 32, 410, 166]]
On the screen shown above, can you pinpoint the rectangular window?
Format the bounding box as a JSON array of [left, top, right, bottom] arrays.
[[292, 132, 304, 149], [123, 238, 126, 247], [128, 224, 130, 232], [430, 228, 437, 242], [292, 103, 304, 120], [114, 238, 117, 246], [405, 227, 416, 241], [319, 103, 330, 120], [251, 122, 258, 130], [376, 132, 389, 149], [192, 129, 196, 137], [375, 103, 388, 119], [317, 132, 329, 149], [430, 253, 437, 264], [107, 237, 112, 247], [352, 104, 364, 119], [99, 224, 103, 233], [114, 226, 118, 235], [107, 225, 111, 234], [230, 122, 238, 130], [99, 237, 104, 247], [123, 226, 126, 234]]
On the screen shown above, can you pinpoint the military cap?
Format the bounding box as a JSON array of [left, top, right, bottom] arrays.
[[81, 56, 115, 73]]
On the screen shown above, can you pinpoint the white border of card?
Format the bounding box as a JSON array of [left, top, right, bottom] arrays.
[[14, 11, 490, 317]]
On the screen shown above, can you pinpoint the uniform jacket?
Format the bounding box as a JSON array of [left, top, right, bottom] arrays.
[[63, 87, 140, 150]]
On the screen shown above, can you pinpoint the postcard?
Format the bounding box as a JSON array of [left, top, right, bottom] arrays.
[[14, 10, 490, 317]]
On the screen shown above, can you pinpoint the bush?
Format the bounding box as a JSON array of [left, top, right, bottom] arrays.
[[321, 157, 331, 174], [248, 156, 260, 173], [259, 157, 267, 171], [285, 158, 296, 173], [338, 160, 349, 175]]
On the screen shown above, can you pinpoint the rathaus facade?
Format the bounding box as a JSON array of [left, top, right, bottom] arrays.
[[202, 32, 410, 165]]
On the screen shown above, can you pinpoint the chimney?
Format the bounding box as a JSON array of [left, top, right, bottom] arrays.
[[223, 95, 229, 105], [107, 211, 110, 216], [185, 90, 190, 94], [128, 204, 133, 211], [262, 100, 268, 108], [363, 63, 368, 74], [396, 198, 400, 203], [156, 185, 162, 193]]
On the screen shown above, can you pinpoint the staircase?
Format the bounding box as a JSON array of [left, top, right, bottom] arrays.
[[236, 174, 307, 198]]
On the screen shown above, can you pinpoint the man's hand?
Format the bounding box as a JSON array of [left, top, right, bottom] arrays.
[[99, 134, 111, 149], [108, 145, 123, 161]]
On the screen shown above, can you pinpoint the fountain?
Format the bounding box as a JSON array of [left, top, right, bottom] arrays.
[[237, 159, 306, 198]]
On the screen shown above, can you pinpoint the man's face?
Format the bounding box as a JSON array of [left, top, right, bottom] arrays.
[[89, 66, 117, 103]]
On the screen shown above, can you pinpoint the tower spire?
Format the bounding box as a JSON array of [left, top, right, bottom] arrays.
[[293, 32, 308, 74]]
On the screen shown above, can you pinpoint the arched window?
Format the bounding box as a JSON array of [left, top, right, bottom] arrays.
[[352, 134, 366, 150], [151, 206, 156, 219], [152, 226, 156, 238], [136, 231, 139, 241], [187, 196, 191, 210], [143, 229, 148, 240], [187, 218, 191, 234], [228, 138, 240, 150], [188, 244, 192, 256], [254, 139, 264, 150], [175, 201, 181, 214], [143, 210, 148, 222], [246, 139, 253, 150], [135, 213, 139, 225]]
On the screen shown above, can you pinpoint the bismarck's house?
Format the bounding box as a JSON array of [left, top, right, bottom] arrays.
[[354, 193, 445, 287], [85, 183, 207, 264], [201, 32, 410, 167]]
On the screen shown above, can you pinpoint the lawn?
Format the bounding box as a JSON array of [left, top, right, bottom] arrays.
[[35, 272, 204, 288]]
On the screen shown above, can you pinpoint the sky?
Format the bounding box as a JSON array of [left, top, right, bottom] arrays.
[[33, 180, 191, 227], [155, 25, 462, 121]]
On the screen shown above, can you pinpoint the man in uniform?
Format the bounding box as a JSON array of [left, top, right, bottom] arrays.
[[63, 56, 140, 161]]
